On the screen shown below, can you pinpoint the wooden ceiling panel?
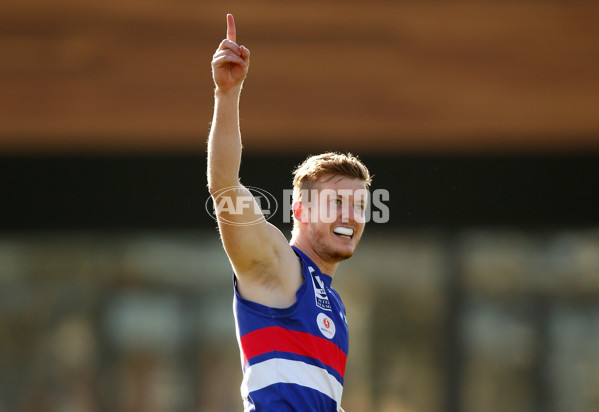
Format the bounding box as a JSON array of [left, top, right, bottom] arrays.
[[0, 0, 598, 153]]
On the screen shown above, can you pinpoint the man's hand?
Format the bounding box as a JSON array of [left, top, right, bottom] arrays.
[[211, 14, 250, 94]]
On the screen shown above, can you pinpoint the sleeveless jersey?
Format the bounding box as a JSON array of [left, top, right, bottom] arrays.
[[233, 246, 349, 411]]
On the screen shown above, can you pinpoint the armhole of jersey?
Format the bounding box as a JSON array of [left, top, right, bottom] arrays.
[[232, 249, 309, 318]]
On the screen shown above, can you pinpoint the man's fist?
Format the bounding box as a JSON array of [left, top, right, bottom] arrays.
[[211, 14, 250, 93]]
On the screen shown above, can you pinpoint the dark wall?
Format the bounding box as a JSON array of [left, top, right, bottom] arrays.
[[2, 153, 597, 232]]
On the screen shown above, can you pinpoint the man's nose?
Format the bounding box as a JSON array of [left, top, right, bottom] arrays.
[[340, 202, 355, 223]]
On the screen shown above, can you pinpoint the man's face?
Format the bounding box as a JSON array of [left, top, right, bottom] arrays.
[[302, 175, 368, 262]]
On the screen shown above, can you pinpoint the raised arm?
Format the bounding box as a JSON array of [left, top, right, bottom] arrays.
[[208, 14, 249, 192], [207, 15, 301, 307]]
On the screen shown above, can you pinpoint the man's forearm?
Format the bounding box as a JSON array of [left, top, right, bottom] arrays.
[[208, 13, 249, 194], [207, 88, 243, 193]]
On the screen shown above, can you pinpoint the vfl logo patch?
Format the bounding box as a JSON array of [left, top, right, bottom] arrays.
[[309, 267, 331, 311]]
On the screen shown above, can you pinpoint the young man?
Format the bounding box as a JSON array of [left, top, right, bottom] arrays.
[[208, 14, 371, 412]]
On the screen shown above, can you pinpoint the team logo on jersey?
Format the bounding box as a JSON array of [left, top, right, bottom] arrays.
[[309, 267, 331, 311], [317, 313, 336, 339]]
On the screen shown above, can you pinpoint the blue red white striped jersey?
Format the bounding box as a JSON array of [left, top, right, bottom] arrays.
[[233, 246, 349, 411]]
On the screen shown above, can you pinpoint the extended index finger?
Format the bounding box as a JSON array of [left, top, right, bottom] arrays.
[[226, 14, 236, 42]]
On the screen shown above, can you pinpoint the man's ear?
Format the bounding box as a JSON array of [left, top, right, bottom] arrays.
[[292, 201, 305, 223]]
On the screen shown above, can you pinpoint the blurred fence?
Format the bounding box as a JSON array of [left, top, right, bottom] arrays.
[[1, 229, 598, 412]]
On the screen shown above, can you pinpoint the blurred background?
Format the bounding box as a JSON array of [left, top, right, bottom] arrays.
[[1, 1, 599, 411]]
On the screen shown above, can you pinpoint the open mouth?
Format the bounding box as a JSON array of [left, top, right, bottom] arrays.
[[333, 226, 354, 239]]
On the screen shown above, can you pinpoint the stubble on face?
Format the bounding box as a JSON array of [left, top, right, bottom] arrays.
[[306, 175, 366, 263]]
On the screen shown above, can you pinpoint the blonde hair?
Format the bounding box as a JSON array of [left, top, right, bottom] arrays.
[[292, 152, 371, 201], [291, 152, 371, 231]]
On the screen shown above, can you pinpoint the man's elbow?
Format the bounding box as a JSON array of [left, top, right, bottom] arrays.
[[207, 177, 237, 196], [207, 182, 221, 196], [207, 164, 242, 193]]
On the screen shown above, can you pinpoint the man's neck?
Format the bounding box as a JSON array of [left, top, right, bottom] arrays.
[[290, 238, 339, 278]]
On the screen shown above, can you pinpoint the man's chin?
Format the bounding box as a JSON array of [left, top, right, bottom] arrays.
[[328, 246, 355, 262]]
